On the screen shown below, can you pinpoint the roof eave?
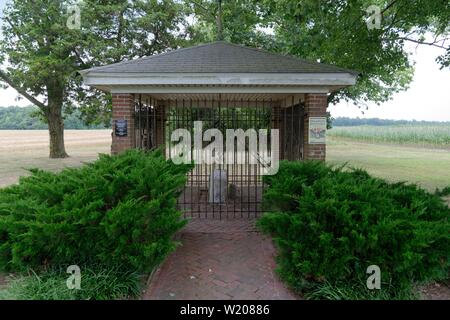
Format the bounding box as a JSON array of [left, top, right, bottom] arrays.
[[81, 72, 357, 88]]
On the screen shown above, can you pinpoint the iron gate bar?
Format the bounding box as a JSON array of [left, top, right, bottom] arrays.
[[291, 96, 294, 161], [138, 94, 142, 149], [147, 98, 150, 149], [219, 98, 223, 219]]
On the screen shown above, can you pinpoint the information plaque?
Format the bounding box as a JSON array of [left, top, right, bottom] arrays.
[[115, 119, 128, 137], [308, 117, 327, 144]]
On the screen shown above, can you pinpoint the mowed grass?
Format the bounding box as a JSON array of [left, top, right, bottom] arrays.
[[327, 136, 450, 193], [328, 124, 450, 146], [0, 130, 111, 187]]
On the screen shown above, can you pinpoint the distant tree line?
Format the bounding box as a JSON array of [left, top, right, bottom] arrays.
[[0, 106, 109, 130], [2, 107, 448, 130], [331, 117, 450, 127]]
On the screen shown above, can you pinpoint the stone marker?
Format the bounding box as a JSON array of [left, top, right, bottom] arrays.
[[209, 169, 227, 203], [228, 183, 238, 200]]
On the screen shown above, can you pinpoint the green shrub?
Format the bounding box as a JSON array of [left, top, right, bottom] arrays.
[[435, 186, 450, 197], [258, 161, 450, 299], [0, 265, 141, 300], [0, 149, 191, 272]]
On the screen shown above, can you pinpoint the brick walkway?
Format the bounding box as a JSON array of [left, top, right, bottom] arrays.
[[143, 218, 297, 300]]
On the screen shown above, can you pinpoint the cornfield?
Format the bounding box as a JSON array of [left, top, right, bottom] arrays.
[[328, 124, 450, 146]]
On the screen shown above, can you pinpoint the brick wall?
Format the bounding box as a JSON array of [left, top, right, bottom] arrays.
[[111, 93, 135, 155], [303, 93, 328, 161]]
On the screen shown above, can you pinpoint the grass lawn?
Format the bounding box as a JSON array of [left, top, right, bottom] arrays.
[[327, 136, 450, 193]]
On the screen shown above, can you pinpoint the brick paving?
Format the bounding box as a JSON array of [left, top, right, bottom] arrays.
[[143, 218, 298, 300]]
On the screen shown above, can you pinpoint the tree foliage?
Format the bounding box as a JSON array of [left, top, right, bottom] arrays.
[[190, 0, 450, 105], [0, 0, 186, 157], [0, 106, 109, 129], [184, 0, 275, 48]]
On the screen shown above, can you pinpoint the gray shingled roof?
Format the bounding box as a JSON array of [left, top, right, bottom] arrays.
[[84, 41, 358, 75]]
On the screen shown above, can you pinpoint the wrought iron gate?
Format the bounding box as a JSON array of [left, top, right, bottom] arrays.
[[134, 96, 305, 219]]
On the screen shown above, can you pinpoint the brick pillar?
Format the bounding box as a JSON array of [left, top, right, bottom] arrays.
[[111, 93, 135, 155], [303, 93, 328, 161]]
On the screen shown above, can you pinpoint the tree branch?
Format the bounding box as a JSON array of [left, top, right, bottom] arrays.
[[73, 48, 88, 69], [0, 70, 47, 110], [397, 36, 450, 49], [187, 0, 216, 19], [4, 17, 24, 43], [381, 0, 400, 15], [382, 1, 409, 32]]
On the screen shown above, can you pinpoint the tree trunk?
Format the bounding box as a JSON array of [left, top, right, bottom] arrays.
[[46, 89, 68, 158], [216, 0, 223, 41]]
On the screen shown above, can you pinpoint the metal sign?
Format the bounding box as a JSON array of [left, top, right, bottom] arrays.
[[115, 119, 128, 137], [308, 117, 327, 144]]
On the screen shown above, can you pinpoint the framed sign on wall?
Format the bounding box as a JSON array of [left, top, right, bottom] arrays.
[[308, 117, 327, 144], [114, 119, 128, 137]]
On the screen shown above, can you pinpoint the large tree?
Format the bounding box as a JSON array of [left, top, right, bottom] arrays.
[[0, 0, 186, 158], [188, 0, 450, 106]]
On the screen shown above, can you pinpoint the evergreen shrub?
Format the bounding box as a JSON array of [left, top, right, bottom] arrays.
[[0, 149, 191, 272], [258, 161, 450, 298]]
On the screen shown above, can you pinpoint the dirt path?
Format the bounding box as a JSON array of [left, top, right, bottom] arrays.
[[419, 282, 450, 300]]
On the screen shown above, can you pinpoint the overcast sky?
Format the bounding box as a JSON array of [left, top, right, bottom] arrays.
[[330, 43, 450, 121], [0, 0, 449, 121]]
